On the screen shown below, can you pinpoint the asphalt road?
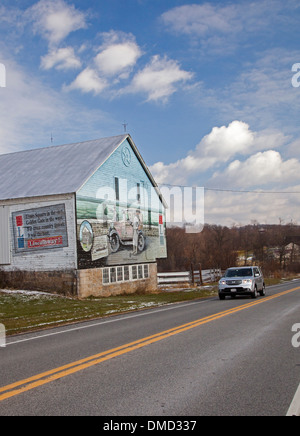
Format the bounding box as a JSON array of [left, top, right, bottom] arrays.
[[0, 280, 299, 416]]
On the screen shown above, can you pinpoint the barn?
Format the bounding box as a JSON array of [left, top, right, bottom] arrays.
[[0, 134, 167, 297]]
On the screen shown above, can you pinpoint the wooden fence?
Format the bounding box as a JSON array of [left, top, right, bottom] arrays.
[[157, 268, 222, 286]]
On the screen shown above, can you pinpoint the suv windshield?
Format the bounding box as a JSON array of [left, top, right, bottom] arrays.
[[225, 268, 253, 278]]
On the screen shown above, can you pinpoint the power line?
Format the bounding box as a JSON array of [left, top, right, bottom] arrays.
[[204, 187, 300, 194], [157, 182, 300, 195]]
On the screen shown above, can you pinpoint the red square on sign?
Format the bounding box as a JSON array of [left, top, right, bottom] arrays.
[[159, 215, 163, 225], [16, 216, 23, 227]]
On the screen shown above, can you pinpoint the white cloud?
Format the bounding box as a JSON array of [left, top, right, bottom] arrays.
[[64, 31, 143, 96], [95, 41, 142, 77], [29, 0, 87, 46], [200, 121, 254, 161], [67, 67, 108, 95], [199, 122, 288, 162], [204, 188, 300, 227], [150, 121, 288, 185], [127, 55, 193, 102], [162, 0, 291, 36], [161, 1, 298, 54], [211, 150, 300, 188], [41, 47, 81, 70], [161, 3, 239, 37], [69, 50, 193, 101]]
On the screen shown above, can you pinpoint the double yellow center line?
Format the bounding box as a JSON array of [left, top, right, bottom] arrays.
[[1, 287, 299, 402]]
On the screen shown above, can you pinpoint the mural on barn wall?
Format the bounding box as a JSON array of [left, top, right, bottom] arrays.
[[76, 139, 167, 269]]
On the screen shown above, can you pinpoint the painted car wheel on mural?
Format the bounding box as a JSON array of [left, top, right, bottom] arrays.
[[79, 220, 94, 253], [137, 232, 145, 252], [109, 231, 120, 253]]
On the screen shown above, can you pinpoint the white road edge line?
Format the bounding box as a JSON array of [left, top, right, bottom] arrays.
[[286, 382, 300, 416], [6, 298, 212, 346]]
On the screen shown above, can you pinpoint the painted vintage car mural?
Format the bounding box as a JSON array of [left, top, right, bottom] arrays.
[[77, 195, 166, 268], [75, 139, 167, 269], [109, 208, 145, 254], [78, 208, 145, 258]]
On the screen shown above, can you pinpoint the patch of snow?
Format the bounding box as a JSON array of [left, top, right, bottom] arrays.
[[0, 289, 51, 296]]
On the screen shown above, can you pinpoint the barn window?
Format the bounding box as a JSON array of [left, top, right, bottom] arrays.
[[102, 264, 151, 284]]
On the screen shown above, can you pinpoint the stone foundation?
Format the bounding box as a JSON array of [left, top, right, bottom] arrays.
[[0, 264, 158, 298], [0, 269, 77, 296]]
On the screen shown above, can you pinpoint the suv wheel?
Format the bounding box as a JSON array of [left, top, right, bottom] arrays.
[[259, 284, 266, 297], [251, 286, 258, 299]]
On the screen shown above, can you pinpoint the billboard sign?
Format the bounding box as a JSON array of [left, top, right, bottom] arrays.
[[12, 204, 68, 253]]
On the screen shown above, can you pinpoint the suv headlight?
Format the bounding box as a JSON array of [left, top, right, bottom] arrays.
[[242, 279, 252, 284], [219, 279, 226, 285]]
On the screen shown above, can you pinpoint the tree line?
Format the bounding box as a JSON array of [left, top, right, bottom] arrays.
[[157, 222, 300, 276]]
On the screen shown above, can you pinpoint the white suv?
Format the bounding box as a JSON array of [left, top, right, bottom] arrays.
[[219, 266, 266, 300]]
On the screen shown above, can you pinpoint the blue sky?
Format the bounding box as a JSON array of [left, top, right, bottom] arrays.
[[1, 0, 300, 226]]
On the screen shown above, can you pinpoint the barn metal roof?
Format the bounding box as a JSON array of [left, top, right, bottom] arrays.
[[0, 134, 162, 202]]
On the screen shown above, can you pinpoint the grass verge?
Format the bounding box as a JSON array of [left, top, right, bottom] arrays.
[[0, 286, 218, 336]]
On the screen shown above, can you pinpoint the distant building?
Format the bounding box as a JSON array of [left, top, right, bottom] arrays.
[[0, 134, 167, 297]]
